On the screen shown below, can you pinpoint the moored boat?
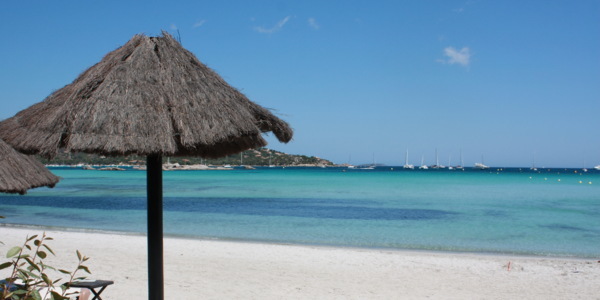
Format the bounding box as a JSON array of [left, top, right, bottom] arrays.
[[403, 149, 414, 169]]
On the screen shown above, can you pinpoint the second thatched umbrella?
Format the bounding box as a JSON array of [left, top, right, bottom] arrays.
[[0, 138, 59, 195], [0, 32, 292, 300]]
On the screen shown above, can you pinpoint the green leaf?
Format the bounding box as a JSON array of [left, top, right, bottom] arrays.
[[19, 268, 39, 279], [50, 290, 69, 300], [37, 251, 47, 259], [44, 264, 57, 271], [23, 257, 40, 271], [12, 289, 27, 295], [58, 269, 71, 275], [25, 258, 42, 272], [0, 261, 13, 270], [6, 246, 21, 258], [76, 250, 82, 261], [78, 265, 91, 274], [41, 273, 52, 286], [26, 235, 38, 242], [31, 289, 42, 300], [34, 239, 41, 247], [43, 244, 56, 256]]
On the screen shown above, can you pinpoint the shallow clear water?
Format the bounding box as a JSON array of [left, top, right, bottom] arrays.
[[1, 167, 599, 258]]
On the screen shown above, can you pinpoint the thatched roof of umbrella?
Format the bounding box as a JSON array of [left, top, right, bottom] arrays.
[[0, 138, 59, 194], [0, 32, 292, 158]]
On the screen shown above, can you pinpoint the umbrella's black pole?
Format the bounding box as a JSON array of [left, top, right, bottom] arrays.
[[147, 155, 164, 300]]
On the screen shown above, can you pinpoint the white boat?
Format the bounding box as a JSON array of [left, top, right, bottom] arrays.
[[474, 155, 489, 169], [268, 152, 275, 167], [430, 148, 445, 169], [356, 154, 376, 170], [346, 155, 355, 169], [419, 155, 428, 170], [475, 155, 490, 170], [454, 150, 464, 170], [403, 149, 414, 169], [474, 163, 489, 169], [530, 153, 538, 171], [595, 165, 600, 170], [357, 165, 375, 170]]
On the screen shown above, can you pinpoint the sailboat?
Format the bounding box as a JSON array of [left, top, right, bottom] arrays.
[[347, 154, 355, 169], [357, 153, 376, 169], [594, 165, 600, 171], [419, 155, 428, 170], [430, 148, 445, 169], [268, 151, 275, 167], [530, 153, 538, 171], [403, 149, 414, 169], [474, 155, 489, 169], [447, 155, 454, 170], [454, 150, 464, 170]]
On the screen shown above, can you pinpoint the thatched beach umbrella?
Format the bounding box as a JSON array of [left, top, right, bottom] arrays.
[[0, 138, 59, 195], [0, 32, 292, 300]]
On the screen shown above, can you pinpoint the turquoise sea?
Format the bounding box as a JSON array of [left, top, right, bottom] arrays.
[[1, 167, 599, 258]]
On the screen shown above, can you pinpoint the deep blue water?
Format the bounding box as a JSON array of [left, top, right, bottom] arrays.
[[1, 166, 599, 258]]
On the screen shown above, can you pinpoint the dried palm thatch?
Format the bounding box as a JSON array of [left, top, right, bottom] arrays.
[[0, 31, 292, 159], [0, 138, 59, 194]]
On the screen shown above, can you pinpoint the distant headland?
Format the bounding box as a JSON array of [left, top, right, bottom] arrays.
[[40, 148, 334, 169]]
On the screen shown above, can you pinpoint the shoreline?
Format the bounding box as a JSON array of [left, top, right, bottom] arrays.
[[2, 227, 599, 300], [44, 164, 600, 170], [1, 223, 595, 260]]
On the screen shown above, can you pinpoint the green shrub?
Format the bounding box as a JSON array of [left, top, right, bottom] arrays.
[[1, 233, 90, 300]]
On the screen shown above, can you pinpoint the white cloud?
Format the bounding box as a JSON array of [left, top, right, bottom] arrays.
[[170, 24, 178, 30], [193, 20, 206, 28], [254, 16, 291, 34], [440, 46, 471, 66], [308, 17, 319, 30]]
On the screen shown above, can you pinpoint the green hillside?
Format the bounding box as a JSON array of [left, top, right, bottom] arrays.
[[39, 148, 334, 167]]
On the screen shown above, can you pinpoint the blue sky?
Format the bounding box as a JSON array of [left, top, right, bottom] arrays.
[[1, 1, 599, 167]]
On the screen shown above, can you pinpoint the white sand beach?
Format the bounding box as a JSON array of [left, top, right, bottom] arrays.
[[1, 227, 598, 299]]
